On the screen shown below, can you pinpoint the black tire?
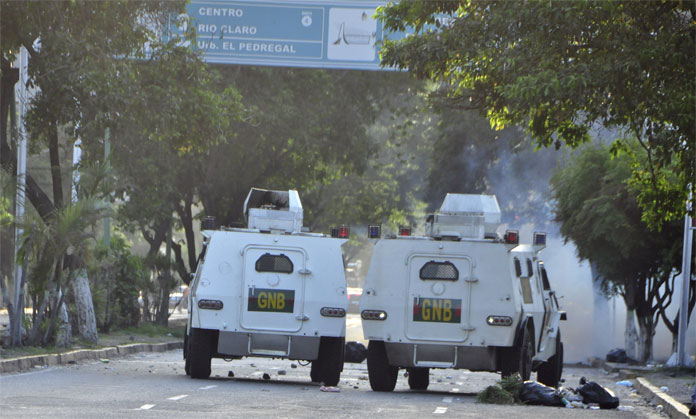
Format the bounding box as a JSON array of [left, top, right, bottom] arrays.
[[366, 340, 398, 392], [537, 331, 563, 388], [310, 360, 321, 383], [501, 326, 533, 381], [407, 367, 429, 390], [310, 337, 345, 386], [184, 332, 190, 376], [188, 328, 213, 379]]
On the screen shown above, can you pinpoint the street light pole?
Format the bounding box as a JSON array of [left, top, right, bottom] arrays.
[[12, 46, 29, 340], [676, 184, 693, 367]]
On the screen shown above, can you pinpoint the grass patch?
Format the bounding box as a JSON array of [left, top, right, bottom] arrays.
[[476, 373, 523, 405], [477, 385, 515, 404], [499, 373, 523, 402], [116, 323, 184, 339]]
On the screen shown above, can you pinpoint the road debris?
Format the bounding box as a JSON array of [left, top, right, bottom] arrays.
[[320, 386, 340, 392], [577, 379, 619, 409], [519, 382, 565, 407]]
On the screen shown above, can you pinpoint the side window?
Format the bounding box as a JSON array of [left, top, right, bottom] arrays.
[[255, 253, 293, 274], [520, 277, 533, 304], [540, 266, 551, 291], [420, 261, 459, 281], [526, 259, 534, 277], [514, 258, 522, 277]]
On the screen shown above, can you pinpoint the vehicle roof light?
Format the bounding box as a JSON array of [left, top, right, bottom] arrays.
[[533, 232, 546, 246], [338, 225, 350, 238], [504, 230, 519, 245], [399, 226, 411, 236], [330, 226, 339, 238], [368, 224, 381, 239], [201, 216, 217, 230]]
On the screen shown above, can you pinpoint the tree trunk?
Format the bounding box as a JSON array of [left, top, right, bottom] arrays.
[[624, 308, 638, 361], [55, 293, 72, 347], [72, 268, 98, 343], [636, 315, 654, 363]]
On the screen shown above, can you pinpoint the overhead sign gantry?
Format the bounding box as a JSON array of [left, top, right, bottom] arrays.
[[169, 0, 418, 70]]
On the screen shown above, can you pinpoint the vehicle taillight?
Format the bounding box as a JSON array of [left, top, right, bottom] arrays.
[[320, 307, 346, 318], [486, 315, 512, 326], [198, 299, 223, 310], [361, 310, 387, 320], [368, 224, 381, 238], [399, 226, 411, 236], [504, 230, 519, 244]]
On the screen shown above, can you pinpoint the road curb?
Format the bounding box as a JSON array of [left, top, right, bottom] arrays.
[[635, 376, 691, 419], [0, 341, 183, 374]]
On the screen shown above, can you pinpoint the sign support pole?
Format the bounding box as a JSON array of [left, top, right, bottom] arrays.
[[676, 184, 693, 367]]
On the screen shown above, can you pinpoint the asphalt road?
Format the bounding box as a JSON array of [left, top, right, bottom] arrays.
[[0, 349, 666, 419]]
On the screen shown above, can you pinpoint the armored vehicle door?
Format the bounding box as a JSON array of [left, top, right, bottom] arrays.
[[405, 255, 473, 343], [536, 262, 561, 354], [514, 256, 546, 350], [240, 246, 307, 333]]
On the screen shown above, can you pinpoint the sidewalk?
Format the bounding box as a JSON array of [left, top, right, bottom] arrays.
[[0, 341, 183, 374], [602, 360, 695, 419]]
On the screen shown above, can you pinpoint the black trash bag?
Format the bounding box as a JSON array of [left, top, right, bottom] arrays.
[[605, 348, 637, 364], [606, 348, 629, 363], [577, 381, 620, 409], [344, 341, 367, 363], [519, 381, 566, 407]]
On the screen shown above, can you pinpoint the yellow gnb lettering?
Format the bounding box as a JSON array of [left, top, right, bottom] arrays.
[[432, 300, 442, 321], [276, 293, 285, 310], [258, 291, 267, 308], [422, 299, 431, 320], [443, 299, 452, 322]]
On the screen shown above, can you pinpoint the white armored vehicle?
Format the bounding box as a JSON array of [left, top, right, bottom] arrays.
[[360, 194, 566, 391], [185, 188, 348, 385]]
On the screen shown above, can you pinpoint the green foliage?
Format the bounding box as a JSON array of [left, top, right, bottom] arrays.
[[378, 0, 695, 228], [551, 143, 681, 290], [118, 322, 184, 339], [90, 234, 147, 332], [499, 373, 523, 402], [477, 373, 522, 404], [551, 141, 684, 360], [476, 385, 515, 405]]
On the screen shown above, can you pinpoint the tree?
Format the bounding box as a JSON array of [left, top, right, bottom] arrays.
[[551, 143, 689, 362], [0, 0, 191, 342], [378, 0, 695, 229]]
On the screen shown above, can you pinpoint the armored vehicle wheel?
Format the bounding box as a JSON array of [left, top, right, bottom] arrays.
[[188, 328, 213, 379], [310, 337, 345, 386], [367, 341, 398, 392], [537, 331, 563, 387], [407, 367, 429, 390], [184, 333, 190, 376], [501, 326, 533, 381]]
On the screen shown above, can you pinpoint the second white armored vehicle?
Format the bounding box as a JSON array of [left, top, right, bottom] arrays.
[[360, 194, 566, 391], [185, 188, 348, 385]]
